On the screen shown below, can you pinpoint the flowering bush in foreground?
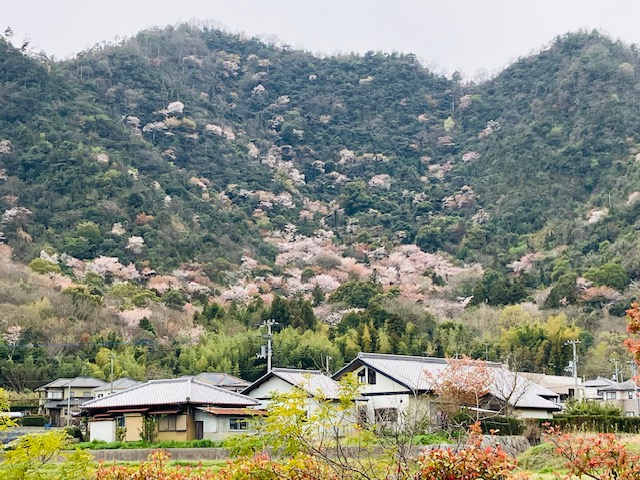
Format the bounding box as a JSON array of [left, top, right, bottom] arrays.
[[416, 423, 518, 480], [544, 424, 640, 480], [95, 451, 345, 480], [95, 450, 218, 480]]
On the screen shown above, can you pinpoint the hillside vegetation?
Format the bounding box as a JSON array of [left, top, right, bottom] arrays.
[[0, 26, 639, 386]]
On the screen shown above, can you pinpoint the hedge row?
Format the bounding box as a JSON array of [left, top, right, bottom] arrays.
[[451, 412, 525, 435], [20, 416, 48, 427], [543, 415, 640, 433]]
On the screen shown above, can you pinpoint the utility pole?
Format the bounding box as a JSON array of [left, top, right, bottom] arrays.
[[565, 339, 581, 400], [67, 384, 71, 427], [257, 319, 276, 373], [628, 361, 640, 416], [611, 355, 621, 382], [325, 355, 333, 375], [110, 353, 115, 395]]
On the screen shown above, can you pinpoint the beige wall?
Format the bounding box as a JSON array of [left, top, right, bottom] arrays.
[[124, 414, 144, 442]]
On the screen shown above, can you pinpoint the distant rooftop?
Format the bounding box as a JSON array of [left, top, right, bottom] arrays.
[[92, 378, 141, 393], [37, 376, 106, 391], [193, 372, 250, 388]]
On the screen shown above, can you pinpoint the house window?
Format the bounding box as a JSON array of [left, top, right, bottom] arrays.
[[356, 406, 369, 427], [374, 408, 399, 424], [626, 411, 635, 417], [116, 416, 125, 428], [83, 391, 92, 397], [158, 416, 177, 432], [230, 418, 248, 430], [47, 391, 63, 400], [357, 368, 377, 384], [629, 392, 635, 400], [605, 392, 616, 400]]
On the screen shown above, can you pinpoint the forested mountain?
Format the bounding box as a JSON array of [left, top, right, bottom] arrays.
[[0, 25, 639, 386]]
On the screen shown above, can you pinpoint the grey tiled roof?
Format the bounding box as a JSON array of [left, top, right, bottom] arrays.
[[598, 379, 639, 392], [335, 353, 561, 411], [37, 376, 106, 391], [82, 377, 258, 409], [584, 376, 618, 388], [193, 372, 250, 388], [92, 378, 141, 393]]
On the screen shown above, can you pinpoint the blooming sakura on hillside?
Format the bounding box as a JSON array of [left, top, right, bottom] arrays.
[[215, 228, 482, 318]]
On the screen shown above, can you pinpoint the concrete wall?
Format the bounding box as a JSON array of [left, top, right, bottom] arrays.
[[87, 435, 533, 462], [89, 420, 115, 443], [513, 408, 554, 419]]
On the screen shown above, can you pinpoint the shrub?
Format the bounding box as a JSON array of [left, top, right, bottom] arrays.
[[545, 424, 640, 479], [416, 423, 518, 480], [543, 415, 640, 433], [20, 415, 48, 427], [1, 430, 94, 480], [451, 411, 525, 435], [65, 425, 84, 441], [563, 399, 622, 416]]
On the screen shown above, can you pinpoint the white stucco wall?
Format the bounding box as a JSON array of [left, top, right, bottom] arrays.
[[513, 409, 553, 419], [194, 411, 258, 441], [245, 377, 295, 408], [90, 420, 116, 442]]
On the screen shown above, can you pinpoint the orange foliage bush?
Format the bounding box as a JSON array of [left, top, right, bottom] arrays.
[[95, 451, 218, 480], [95, 451, 344, 480], [545, 425, 640, 480], [416, 423, 518, 480]]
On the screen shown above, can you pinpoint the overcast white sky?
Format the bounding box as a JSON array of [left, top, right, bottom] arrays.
[[2, 1, 639, 77]]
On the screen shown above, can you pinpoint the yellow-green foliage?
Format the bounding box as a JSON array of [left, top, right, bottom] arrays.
[[28, 258, 61, 274], [0, 387, 16, 431], [0, 430, 94, 480]]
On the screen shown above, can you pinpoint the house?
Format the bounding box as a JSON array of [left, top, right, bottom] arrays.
[[242, 367, 353, 435], [92, 378, 142, 398], [242, 368, 343, 409], [583, 376, 619, 400], [520, 373, 584, 402], [193, 372, 250, 392], [332, 353, 562, 429], [82, 377, 261, 442], [593, 379, 640, 417], [242, 367, 343, 405], [37, 376, 106, 427]]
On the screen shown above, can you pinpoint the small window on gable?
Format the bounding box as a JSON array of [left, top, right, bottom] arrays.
[[368, 369, 376, 384], [357, 369, 366, 384]]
